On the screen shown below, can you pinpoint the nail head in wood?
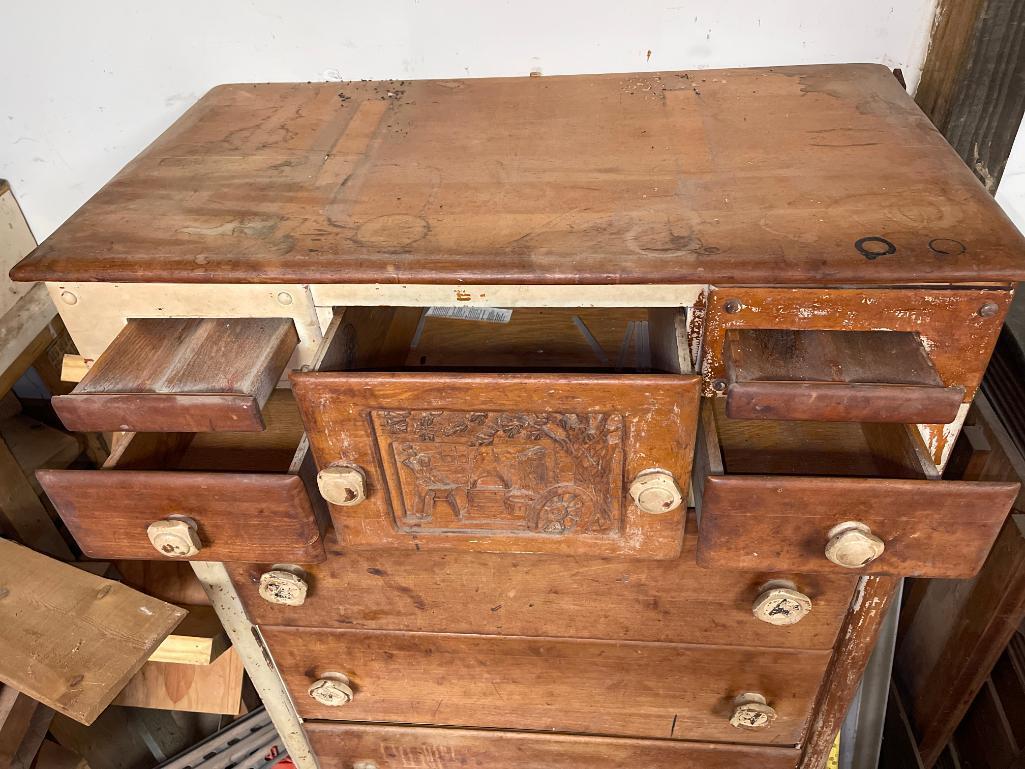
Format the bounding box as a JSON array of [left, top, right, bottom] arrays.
[[730, 692, 778, 730], [146, 518, 202, 557], [723, 299, 743, 314], [978, 301, 1000, 318], [824, 521, 885, 568], [309, 672, 353, 706], [259, 569, 309, 606], [628, 469, 683, 514], [752, 585, 812, 626], [317, 464, 367, 506]]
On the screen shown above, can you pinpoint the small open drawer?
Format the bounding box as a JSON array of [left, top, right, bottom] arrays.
[[693, 399, 1019, 577], [38, 390, 327, 563], [53, 317, 299, 432], [291, 307, 700, 559], [723, 329, 965, 423]]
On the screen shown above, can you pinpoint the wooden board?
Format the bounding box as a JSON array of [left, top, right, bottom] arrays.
[[291, 371, 700, 558], [0, 539, 185, 725], [723, 329, 964, 423], [148, 605, 228, 665], [37, 469, 324, 563], [264, 626, 830, 744], [11, 65, 1025, 286], [231, 518, 857, 650], [112, 647, 244, 715], [52, 318, 298, 433], [306, 722, 802, 769]]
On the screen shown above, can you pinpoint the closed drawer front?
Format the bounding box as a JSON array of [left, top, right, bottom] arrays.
[[263, 627, 829, 744], [291, 371, 700, 559], [306, 722, 801, 769], [38, 391, 326, 563], [694, 400, 1019, 577], [232, 524, 856, 650]]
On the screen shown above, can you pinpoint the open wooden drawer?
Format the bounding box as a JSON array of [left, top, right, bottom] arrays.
[[693, 399, 1019, 577], [53, 317, 299, 432], [38, 390, 327, 563], [291, 307, 700, 559]]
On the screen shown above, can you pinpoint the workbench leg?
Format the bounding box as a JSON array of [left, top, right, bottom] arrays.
[[190, 561, 319, 769]]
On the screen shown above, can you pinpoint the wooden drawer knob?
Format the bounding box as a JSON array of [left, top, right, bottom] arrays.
[[752, 582, 812, 626], [730, 692, 778, 730], [309, 672, 354, 706], [318, 464, 367, 506], [146, 517, 201, 557], [259, 568, 308, 606], [628, 469, 683, 514], [825, 521, 885, 568]]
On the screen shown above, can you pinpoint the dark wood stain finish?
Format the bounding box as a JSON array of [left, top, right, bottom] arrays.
[[306, 722, 802, 769], [53, 318, 298, 432], [263, 626, 830, 744], [12, 65, 1025, 285]]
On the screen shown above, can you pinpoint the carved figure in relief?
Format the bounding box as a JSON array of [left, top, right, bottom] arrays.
[[375, 409, 625, 536]]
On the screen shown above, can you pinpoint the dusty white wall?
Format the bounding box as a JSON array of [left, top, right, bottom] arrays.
[[3, 0, 938, 241]]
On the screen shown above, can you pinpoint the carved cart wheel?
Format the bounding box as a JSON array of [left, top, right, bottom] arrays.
[[534, 484, 595, 534]]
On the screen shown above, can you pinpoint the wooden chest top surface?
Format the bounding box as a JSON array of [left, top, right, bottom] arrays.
[[13, 63, 1025, 285]]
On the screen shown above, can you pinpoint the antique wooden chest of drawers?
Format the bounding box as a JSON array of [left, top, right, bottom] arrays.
[[12, 63, 1025, 769]]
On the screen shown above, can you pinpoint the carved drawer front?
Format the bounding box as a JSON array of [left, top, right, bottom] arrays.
[[263, 626, 829, 744], [38, 391, 327, 563], [700, 287, 1009, 424], [306, 722, 802, 769], [231, 524, 857, 650], [693, 399, 1019, 577], [53, 317, 299, 433], [290, 372, 701, 558]]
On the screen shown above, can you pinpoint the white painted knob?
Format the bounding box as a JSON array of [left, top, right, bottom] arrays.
[[259, 569, 308, 606], [309, 672, 353, 707], [146, 518, 201, 557], [628, 469, 683, 514], [730, 692, 778, 730], [318, 464, 367, 506], [825, 521, 885, 569], [753, 583, 812, 626]]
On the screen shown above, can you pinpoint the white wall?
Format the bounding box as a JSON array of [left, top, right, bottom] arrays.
[[3, 0, 938, 242]]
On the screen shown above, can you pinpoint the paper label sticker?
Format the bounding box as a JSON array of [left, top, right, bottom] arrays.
[[425, 306, 513, 323]]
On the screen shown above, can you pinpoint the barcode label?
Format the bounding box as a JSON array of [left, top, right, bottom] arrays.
[[425, 306, 513, 323]]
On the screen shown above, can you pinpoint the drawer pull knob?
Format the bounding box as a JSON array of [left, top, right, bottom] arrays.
[[730, 692, 778, 730], [825, 521, 885, 568], [259, 568, 309, 606], [146, 517, 201, 557], [628, 469, 683, 514], [752, 583, 812, 626], [318, 465, 367, 506], [309, 672, 353, 707]]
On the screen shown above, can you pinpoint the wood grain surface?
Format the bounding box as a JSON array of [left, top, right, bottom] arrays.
[[306, 722, 802, 769], [291, 371, 700, 558], [264, 626, 830, 744], [0, 539, 185, 725], [230, 518, 856, 650], [38, 469, 324, 562], [724, 329, 963, 423], [695, 402, 1019, 577], [52, 318, 298, 433], [12, 65, 1025, 285]]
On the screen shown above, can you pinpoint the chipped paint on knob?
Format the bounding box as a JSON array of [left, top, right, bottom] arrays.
[[318, 464, 367, 506], [730, 692, 778, 730], [825, 521, 885, 569], [753, 584, 812, 626], [309, 672, 354, 707], [146, 518, 201, 557], [259, 569, 308, 606], [628, 469, 683, 514]]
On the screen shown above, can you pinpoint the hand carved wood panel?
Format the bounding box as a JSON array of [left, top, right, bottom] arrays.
[[291, 372, 701, 558]]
